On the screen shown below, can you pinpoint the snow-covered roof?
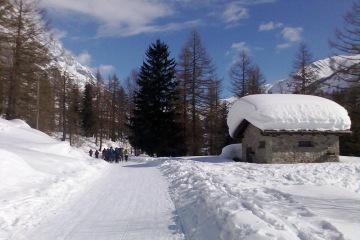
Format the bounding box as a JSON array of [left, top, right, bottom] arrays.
[[227, 94, 351, 137]]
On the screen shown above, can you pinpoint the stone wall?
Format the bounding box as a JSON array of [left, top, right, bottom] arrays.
[[242, 124, 340, 163]]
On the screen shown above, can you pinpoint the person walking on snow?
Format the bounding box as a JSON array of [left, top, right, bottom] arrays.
[[95, 150, 99, 159], [102, 148, 106, 160], [89, 149, 93, 157], [119, 148, 124, 162], [124, 149, 128, 162], [115, 148, 120, 163], [109, 147, 115, 163]]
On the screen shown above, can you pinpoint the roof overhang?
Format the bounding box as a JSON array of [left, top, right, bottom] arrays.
[[232, 120, 352, 139], [232, 120, 249, 139], [261, 130, 352, 136]]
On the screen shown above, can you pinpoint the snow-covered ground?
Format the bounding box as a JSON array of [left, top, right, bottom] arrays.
[[1, 117, 359, 240], [0, 118, 108, 239], [12, 162, 184, 240], [160, 156, 360, 240], [0, 118, 184, 240]]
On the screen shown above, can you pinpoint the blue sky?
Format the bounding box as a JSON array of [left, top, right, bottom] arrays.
[[42, 0, 353, 97]]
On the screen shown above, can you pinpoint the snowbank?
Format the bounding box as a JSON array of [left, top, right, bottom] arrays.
[[161, 156, 360, 240], [0, 118, 108, 239], [220, 144, 242, 161], [227, 94, 351, 137]]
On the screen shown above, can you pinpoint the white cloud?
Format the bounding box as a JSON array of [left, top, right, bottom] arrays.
[[276, 26, 303, 49], [98, 19, 201, 37], [281, 27, 303, 42], [51, 28, 68, 40], [276, 43, 292, 49], [230, 41, 249, 53], [226, 41, 250, 64], [235, 0, 277, 4], [223, 2, 249, 23], [42, 0, 170, 26], [41, 0, 200, 37], [76, 51, 92, 66], [98, 64, 115, 75], [258, 21, 283, 31]]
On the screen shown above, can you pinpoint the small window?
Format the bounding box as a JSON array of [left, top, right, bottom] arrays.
[[259, 141, 266, 149], [298, 141, 314, 148]]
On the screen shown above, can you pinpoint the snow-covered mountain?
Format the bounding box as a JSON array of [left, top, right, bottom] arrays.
[[0, 0, 95, 87], [48, 40, 95, 87], [267, 55, 360, 94]]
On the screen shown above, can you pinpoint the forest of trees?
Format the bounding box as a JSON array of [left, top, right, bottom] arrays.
[[0, 0, 130, 150], [0, 0, 359, 156]]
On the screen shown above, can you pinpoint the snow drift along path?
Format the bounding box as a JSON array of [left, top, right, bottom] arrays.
[[12, 161, 185, 240], [0, 118, 108, 239], [161, 156, 360, 240]]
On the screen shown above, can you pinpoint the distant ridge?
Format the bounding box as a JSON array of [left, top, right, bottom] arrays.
[[267, 55, 360, 94]]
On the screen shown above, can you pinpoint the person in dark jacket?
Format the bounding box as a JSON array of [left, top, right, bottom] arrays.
[[102, 149, 106, 160], [89, 149, 93, 157], [95, 150, 99, 159], [109, 147, 115, 163], [124, 149, 129, 162], [115, 148, 120, 163], [119, 148, 124, 162]]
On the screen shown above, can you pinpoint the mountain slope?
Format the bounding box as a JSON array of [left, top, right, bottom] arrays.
[[48, 40, 95, 87], [267, 55, 360, 94]]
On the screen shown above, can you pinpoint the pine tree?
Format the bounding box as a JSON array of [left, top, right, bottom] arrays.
[[115, 85, 128, 141], [328, 1, 360, 156], [230, 50, 252, 97], [94, 70, 103, 148], [68, 84, 81, 145], [248, 65, 266, 94], [2, 0, 50, 120], [125, 69, 138, 121], [130, 39, 185, 156], [177, 47, 191, 154], [0, 0, 13, 113], [204, 79, 228, 155], [178, 30, 214, 155], [108, 74, 120, 141], [291, 43, 319, 94], [331, 86, 360, 156], [82, 83, 95, 137], [51, 69, 70, 141], [36, 72, 56, 132], [330, 1, 360, 82]]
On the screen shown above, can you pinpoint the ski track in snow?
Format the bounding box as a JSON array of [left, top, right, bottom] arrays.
[[10, 162, 184, 240]]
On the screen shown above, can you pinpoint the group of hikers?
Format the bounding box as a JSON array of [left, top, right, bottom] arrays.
[[89, 147, 129, 163]]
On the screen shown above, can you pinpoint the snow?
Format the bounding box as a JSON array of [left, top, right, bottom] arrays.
[[2, 117, 359, 240], [221, 144, 242, 161], [0, 120, 183, 239], [221, 96, 239, 106], [227, 94, 351, 137], [13, 161, 184, 240], [161, 156, 360, 240], [0, 118, 107, 239], [48, 40, 95, 87]]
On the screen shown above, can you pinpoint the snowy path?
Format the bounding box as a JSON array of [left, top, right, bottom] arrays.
[[13, 161, 184, 240]]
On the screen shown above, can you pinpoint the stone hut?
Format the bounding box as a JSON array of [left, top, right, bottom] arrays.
[[227, 94, 351, 163]]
